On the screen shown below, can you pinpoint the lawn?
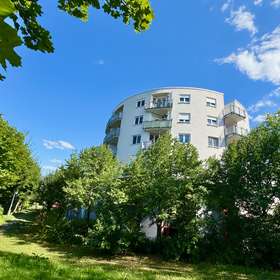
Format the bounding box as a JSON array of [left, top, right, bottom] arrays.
[[0, 212, 279, 280]]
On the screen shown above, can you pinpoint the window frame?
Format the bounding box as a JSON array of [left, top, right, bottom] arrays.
[[207, 116, 218, 127], [179, 133, 191, 144], [134, 115, 144, 125], [132, 135, 141, 145], [208, 136, 219, 148], [179, 94, 191, 104], [206, 97, 217, 108], [178, 113, 191, 124], [136, 99, 145, 108]]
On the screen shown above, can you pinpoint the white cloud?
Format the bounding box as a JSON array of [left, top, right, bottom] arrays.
[[248, 99, 277, 113], [43, 140, 75, 150], [247, 87, 280, 113], [41, 165, 58, 176], [221, 0, 232, 12], [254, 0, 263, 5], [271, 0, 280, 8], [268, 87, 280, 97], [50, 159, 63, 165], [226, 6, 258, 35], [42, 165, 57, 171], [217, 26, 280, 85], [252, 114, 266, 123]]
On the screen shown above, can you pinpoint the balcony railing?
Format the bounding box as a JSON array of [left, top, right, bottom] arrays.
[[145, 100, 173, 110], [141, 141, 153, 150], [143, 119, 172, 130], [223, 104, 246, 119], [104, 128, 120, 144], [225, 126, 248, 137], [106, 112, 123, 131]]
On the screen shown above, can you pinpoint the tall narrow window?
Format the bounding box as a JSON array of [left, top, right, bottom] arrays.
[[208, 136, 219, 148], [179, 94, 190, 104], [132, 135, 141, 145], [178, 113, 191, 124], [207, 116, 218, 126], [179, 134, 191, 144], [135, 115, 143, 125], [137, 99, 145, 108], [206, 97, 216, 108]]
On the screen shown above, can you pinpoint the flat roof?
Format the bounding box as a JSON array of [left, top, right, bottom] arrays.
[[112, 87, 224, 112]]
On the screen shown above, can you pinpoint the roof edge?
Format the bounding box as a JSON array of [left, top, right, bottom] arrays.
[[112, 86, 224, 113]]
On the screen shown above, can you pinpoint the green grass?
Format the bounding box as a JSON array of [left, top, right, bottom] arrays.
[[0, 211, 279, 280], [0, 214, 14, 225]]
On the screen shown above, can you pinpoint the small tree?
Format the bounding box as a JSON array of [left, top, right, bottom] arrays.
[[63, 145, 122, 225], [125, 134, 206, 259], [0, 116, 40, 213], [205, 111, 280, 267]]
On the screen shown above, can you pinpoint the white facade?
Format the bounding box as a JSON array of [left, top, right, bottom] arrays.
[[104, 87, 250, 162]]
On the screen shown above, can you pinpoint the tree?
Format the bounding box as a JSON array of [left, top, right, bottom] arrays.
[[39, 168, 67, 211], [0, 0, 154, 80], [205, 111, 280, 267], [0, 116, 40, 213], [63, 145, 123, 225], [124, 134, 206, 259]]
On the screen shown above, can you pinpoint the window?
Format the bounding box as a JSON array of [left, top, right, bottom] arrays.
[[179, 134, 191, 144], [134, 115, 143, 125], [207, 116, 218, 126], [206, 97, 216, 108], [137, 99, 145, 108], [179, 94, 190, 104], [178, 113, 191, 124], [208, 136, 219, 148], [132, 135, 141, 145]]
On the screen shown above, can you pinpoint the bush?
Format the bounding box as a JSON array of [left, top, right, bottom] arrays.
[[36, 209, 88, 245]]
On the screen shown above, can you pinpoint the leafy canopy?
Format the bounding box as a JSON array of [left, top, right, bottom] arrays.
[[0, 0, 154, 80], [0, 116, 40, 211], [205, 111, 280, 267]]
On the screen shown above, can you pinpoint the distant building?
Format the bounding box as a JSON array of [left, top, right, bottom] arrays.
[[104, 87, 250, 162]]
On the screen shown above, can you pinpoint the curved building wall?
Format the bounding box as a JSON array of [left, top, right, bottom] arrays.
[[104, 87, 250, 163]]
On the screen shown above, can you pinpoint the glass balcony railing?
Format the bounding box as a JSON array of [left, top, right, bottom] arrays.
[[146, 100, 173, 110], [106, 112, 123, 130], [225, 126, 248, 137], [104, 128, 120, 144], [143, 119, 172, 130], [141, 141, 153, 150], [223, 104, 246, 119]]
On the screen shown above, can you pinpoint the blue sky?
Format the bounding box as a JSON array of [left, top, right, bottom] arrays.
[[1, 0, 280, 174]]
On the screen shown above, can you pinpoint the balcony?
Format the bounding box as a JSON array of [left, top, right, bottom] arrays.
[[225, 126, 248, 144], [106, 112, 123, 132], [223, 103, 246, 124], [141, 141, 153, 150], [145, 100, 173, 115], [104, 128, 120, 145], [143, 119, 172, 132]]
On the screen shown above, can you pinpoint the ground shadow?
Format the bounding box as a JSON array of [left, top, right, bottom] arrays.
[[0, 211, 280, 280]]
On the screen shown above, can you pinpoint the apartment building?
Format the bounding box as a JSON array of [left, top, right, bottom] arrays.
[[104, 87, 250, 162]]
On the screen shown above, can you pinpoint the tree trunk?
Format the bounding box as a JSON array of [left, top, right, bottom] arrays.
[[12, 199, 21, 214], [87, 206, 91, 228], [7, 191, 17, 215]]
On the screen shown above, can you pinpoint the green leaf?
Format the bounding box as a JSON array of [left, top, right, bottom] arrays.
[[0, 0, 15, 17], [0, 20, 22, 79]]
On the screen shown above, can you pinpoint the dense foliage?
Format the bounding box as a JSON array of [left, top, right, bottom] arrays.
[[0, 0, 154, 80], [203, 111, 280, 267], [38, 111, 280, 268], [0, 116, 40, 214]]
